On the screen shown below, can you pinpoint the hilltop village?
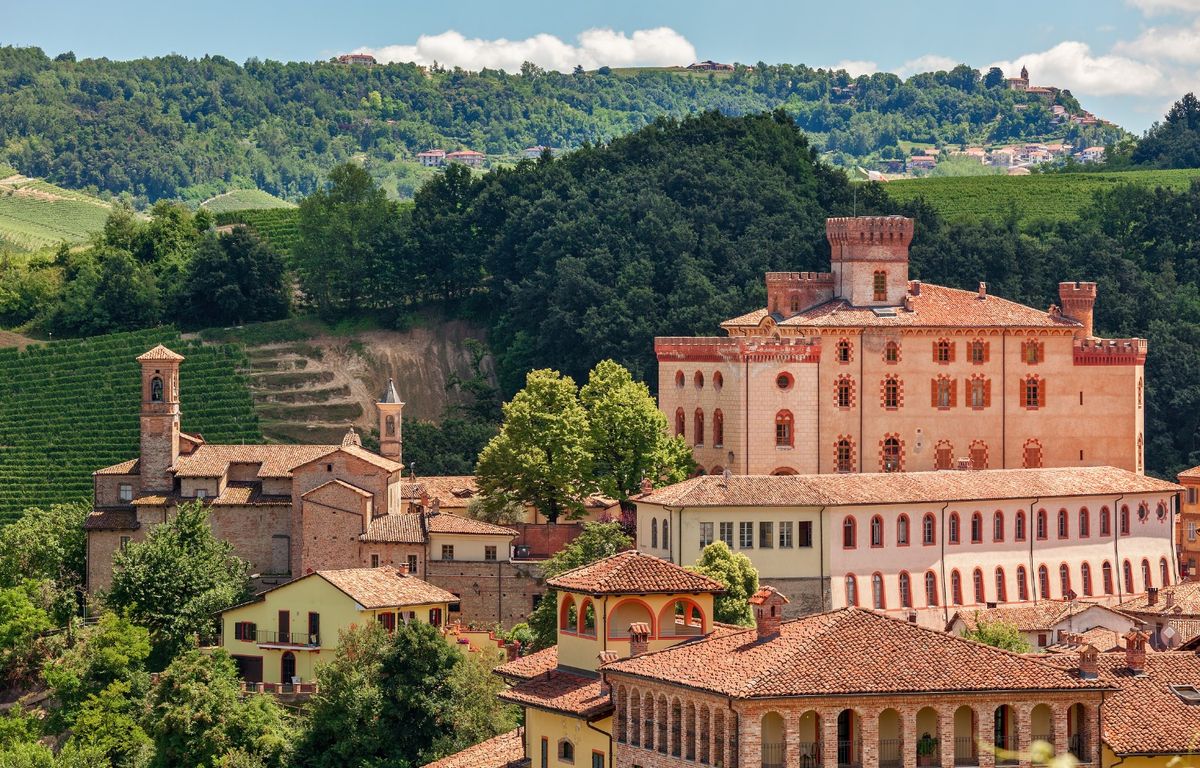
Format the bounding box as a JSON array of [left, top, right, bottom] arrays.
[[76, 214, 1200, 768]]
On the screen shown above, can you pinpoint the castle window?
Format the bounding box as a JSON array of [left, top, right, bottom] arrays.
[[950, 570, 963, 605], [1038, 565, 1050, 599], [993, 511, 1005, 542], [969, 340, 988, 364], [970, 512, 983, 543], [558, 740, 575, 764], [119, 483, 133, 503], [897, 514, 910, 546], [948, 512, 960, 544], [870, 515, 883, 547], [675, 371, 685, 388], [693, 409, 705, 447], [1081, 563, 1093, 596], [995, 567, 1007, 602], [973, 568, 985, 603], [441, 545, 454, 560], [776, 372, 794, 390], [651, 519, 658, 549], [1124, 560, 1135, 593], [1060, 564, 1072, 597], [836, 376, 854, 408], [790, 296, 800, 313], [1023, 376, 1044, 409], [836, 438, 853, 472], [1036, 509, 1048, 540], [845, 574, 858, 606], [934, 339, 953, 364], [923, 513, 937, 545], [1142, 558, 1153, 590], [884, 341, 900, 364], [1015, 511, 1026, 541], [873, 271, 887, 302], [932, 376, 954, 409], [385, 415, 395, 436], [694, 371, 704, 389], [842, 517, 857, 549], [836, 339, 852, 363], [1100, 507, 1111, 536], [370, 553, 380, 567], [872, 573, 886, 609], [775, 411, 794, 447], [1023, 339, 1044, 364], [1157, 502, 1168, 521], [1017, 566, 1029, 601], [485, 545, 497, 562], [712, 410, 724, 448], [883, 376, 901, 409], [899, 572, 912, 607], [150, 376, 164, 402], [1162, 557, 1171, 587], [1058, 509, 1069, 539], [882, 436, 902, 472], [1120, 506, 1131, 535], [970, 440, 988, 470], [675, 408, 685, 437], [1138, 502, 1150, 522], [969, 377, 990, 409], [740, 521, 754, 549], [935, 440, 953, 470], [1023, 439, 1042, 469], [925, 571, 939, 607], [713, 371, 723, 391]]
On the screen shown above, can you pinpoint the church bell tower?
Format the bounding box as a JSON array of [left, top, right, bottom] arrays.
[[136, 345, 184, 492], [377, 378, 404, 462]]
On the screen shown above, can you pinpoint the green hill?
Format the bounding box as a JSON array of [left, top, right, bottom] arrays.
[[0, 328, 262, 524], [213, 208, 300, 259], [885, 168, 1200, 223], [0, 169, 112, 252], [200, 189, 295, 213]]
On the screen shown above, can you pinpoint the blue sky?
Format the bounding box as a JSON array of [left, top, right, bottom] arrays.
[[4, 0, 1199, 132]]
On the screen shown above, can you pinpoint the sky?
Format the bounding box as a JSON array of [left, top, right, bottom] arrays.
[[5, 0, 1200, 132]]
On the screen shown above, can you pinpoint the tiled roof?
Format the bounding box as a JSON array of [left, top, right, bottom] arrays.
[[361, 513, 425, 543], [639, 467, 1181, 508], [604, 608, 1107, 697], [173, 444, 339, 478], [424, 513, 516, 536], [402, 476, 479, 509], [136, 344, 185, 361], [1177, 465, 1200, 480], [949, 600, 1132, 633], [1117, 581, 1200, 615], [495, 647, 558, 681], [497, 671, 612, 718], [84, 509, 139, 530], [302, 478, 373, 499], [211, 483, 292, 506], [546, 550, 725, 595], [721, 282, 1081, 330], [1044, 628, 1126, 654], [94, 458, 139, 476], [317, 566, 459, 609], [420, 729, 525, 768], [1043, 652, 1200, 755]]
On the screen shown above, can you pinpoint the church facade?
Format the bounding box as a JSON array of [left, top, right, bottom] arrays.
[[656, 215, 1146, 476]]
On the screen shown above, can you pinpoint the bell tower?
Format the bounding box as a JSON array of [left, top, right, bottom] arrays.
[[377, 378, 404, 462], [136, 345, 184, 492]]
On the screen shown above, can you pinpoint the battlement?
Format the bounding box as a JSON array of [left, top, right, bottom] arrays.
[[1073, 337, 1148, 366], [767, 272, 835, 316], [1059, 281, 1098, 299], [655, 336, 821, 364], [826, 215, 915, 250], [1059, 281, 1098, 338], [766, 271, 835, 285]]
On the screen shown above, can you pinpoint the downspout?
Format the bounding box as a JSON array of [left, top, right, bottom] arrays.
[[744, 357, 750, 475], [676, 506, 684, 566], [1029, 498, 1039, 602], [818, 506, 828, 609], [585, 718, 612, 768], [496, 556, 502, 625], [858, 332, 864, 474], [938, 502, 950, 625], [1173, 491, 1182, 584], [602, 596, 608, 654], [816, 341, 822, 473], [1001, 332, 1007, 468], [1113, 495, 1124, 602]]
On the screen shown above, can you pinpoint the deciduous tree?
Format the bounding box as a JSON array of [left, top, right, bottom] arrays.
[[688, 542, 759, 626], [527, 522, 632, 648]]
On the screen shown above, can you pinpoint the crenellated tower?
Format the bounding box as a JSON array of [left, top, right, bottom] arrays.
[[377, 378, 404, 463], [1059, 281, 1097, 339], [826, 215, 914, 307], [136, 345, 184, 492]]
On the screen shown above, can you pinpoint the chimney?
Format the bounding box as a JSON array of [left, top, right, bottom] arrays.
[[640, 476, 653, 495], [1125, 630, 1149, 674], [1166, 589, 1176, 609], [749, 586, 790, 640], [598, 650, 618, 666], [1058, 281, 1097, 339], [1077, 643, 1099, 679], [628, 622, 650, 657], [429, 498, 440, 516], [978, 282, 987, 299], [505, 641, 519, 662], [397, 562, 410, 576], [903, 294, 916, 312], [1147, 587, 1159, 606], [910, 280, 922, 296]]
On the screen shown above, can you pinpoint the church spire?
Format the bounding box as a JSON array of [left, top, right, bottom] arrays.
[[377, 378, 404, 462]]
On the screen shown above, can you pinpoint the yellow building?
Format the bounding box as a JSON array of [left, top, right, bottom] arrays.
[[217, 565, 457, 684], [494, 550, 725, 768]]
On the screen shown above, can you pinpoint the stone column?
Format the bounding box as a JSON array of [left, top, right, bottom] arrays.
[[821, 709, 841, 768], [860, 709, 881, 768], [738, 707, 757, 768], [938, 706, 956, 768], [785, 710, 801, 768], [1016, 705, 1033, 768], [902, 708, 918, 768], [976, 706, 995, 768], [1052, 705, 1069, 764]]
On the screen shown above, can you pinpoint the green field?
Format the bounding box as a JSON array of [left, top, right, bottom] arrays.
[[885, 168, 1200, 223], [0, 328, 262, 524], [200, 188, 295, 213], [0, 172, 112, 252], [214, 208, 300, 259]]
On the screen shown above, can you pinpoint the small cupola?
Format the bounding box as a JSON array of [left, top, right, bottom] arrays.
[[1077, 643, 1099, 679], [1125, 629, 1149, 674], [749, 586, 790, 640]]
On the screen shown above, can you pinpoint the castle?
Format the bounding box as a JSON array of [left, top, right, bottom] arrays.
[[655, 215, 1146, 476]]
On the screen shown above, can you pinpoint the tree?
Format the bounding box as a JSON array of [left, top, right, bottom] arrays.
[[182, 227, 289, 328], [144, 650, 293, 768], [959, 617, 1032, 653], [426, 648, 520, 761], [66, 680, 152, 766], [527, 522, 632, 648], [410, 163, 482, 302], [1132, 93, 1200, 169], [0, 583, 51, 686], [475, 369, 593, 523], [983, 67, 1005, 89], [107, 502, 249, 667], [579, 359, 695, 501], [42, 612, 151, 726], [465, 495, 525, 525], [376, 621, 462, 765], [0, 502, 89, 623], [688, 542, 759, 626]]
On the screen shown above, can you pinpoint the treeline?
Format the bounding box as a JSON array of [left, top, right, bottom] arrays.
[[0, 45, 1119, 202]]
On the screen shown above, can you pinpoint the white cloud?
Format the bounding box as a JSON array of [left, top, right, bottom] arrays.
[[828, 59, 878, 77], [897, 54, 959, 76], [1127, 0, 1200, 14], [1116, 21, 1200, 64], [990, 41, 1163, 97], [348, 27, 697, 73]]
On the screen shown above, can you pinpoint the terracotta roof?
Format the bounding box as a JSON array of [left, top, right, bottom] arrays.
[[1043, 652, 1200, 755], [497, 671, 612, 718], [1044, 627, 1126, 653], [721, 283, 1081, 330], [424, 513, 516, 537], [173, 444, 339, 478], [420, 729, 525, 768], [1117, 582, 1200, 616], [360, 512, 425, 543], [94, 458, 139, 476], [211, 483, 292, 506], [496, 647, 558, 681], [639, 467, 1181, 508], [547, 550, 725, 595], [402, 476, 479, 509], [604, 608, 1107, 697], [136, 344, 185, 361], [84, 509, 139, 530], [317, 566, 458, 609], [949, 600, 1133, 633], [1177, 465, 1200, 480], [302, 478, 373, 499], [131, 493, 176, 506]]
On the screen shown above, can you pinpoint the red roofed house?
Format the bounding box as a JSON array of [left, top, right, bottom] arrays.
[[445, 149, 485, 167], [656, 215, 1146, 476], [417, 149, 446, 167], [946, 599, 1137, 650]]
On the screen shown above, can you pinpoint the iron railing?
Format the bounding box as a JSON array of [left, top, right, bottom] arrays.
[[836, 738, 862, 768], [761, 743, 785, 768], [953, 736, 978, 766], [879, 738, 903, 768], [797, 742, 822, 768], [252, 630, 319, 646]]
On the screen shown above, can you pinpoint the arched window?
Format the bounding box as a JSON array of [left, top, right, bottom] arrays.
[[775, 411, 794, 447], [843, 517, 857, 549], [558, 739, 575, 763], [790, 296, 800, 313], [1079, 508, 1090, 538], [1081, 563, 1093, 597], [675, 371, 685, 388], [935, 440, 954, 470], [995, 567, 1007, 602], [1123, 560, 1135, 594], [1015, 510, 1026, 541], [836, 340, 852, 363], [713, 371, 723, 391], [150, 376, 164, 402], [693, 409, 705, 446], [1141, 559, 1152, 590], [969, 377, 989, 409], [1023, 439, 1043, 468], [897, 514, 910, 546], [1024, 339, 1043, 364], [973, 568, 985, 603], [935, 339, 952, 363], [713, 410, 724, 447], [883, 376, 901, 409], [1057, 509, 1069, 539], [949, 512, 960, 544], [993, 511, 1004, 542], [1022, 376, 1044, 409], [663, 519, 671, 552], [923, 513, 936, 545], [870, 515, 883, 547], [872, 573, 885, 609], [1162, 557, 1172, 587], [1016, 566, 1029, 601], [1138, 502, 1150, 522], [384, 415, 395, 436], [845, 574, 858, 606], [1036, 509, 1048, 540], [694, 371, 704, 389], [1100, 507, 1111, 536], [1038, 565, 1050, 599], [560, 596, 578, 632], [882, 436, 902, 472], [899, 571, 912, 607], [950, 570, 963, 605], [1059, 564, 1071, 597], [933, 376, 954, 409], [651, 519, 658, 549], [884, 341, 900, 364], [1157, 501, 1169, 521], [970, 512, 983, 543], [836, 376, 854, 409], [969, 339, 988, 364], [674, 408, 685, 437], [1102, 561, 1114, 595], [836, 438, 853, 472], [1120, 506, 1131, 536], [873, 270, 887, 302], [776, 372, 794, 390], [925, 571, 939, 607]]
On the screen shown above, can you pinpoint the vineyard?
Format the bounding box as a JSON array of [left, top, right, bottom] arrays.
[[214, 208, 300, 259], [200, 188, 295, 213], [885, 168, 1200, 223], [0, 328, 262, 524], [0, 170, 111, 252]]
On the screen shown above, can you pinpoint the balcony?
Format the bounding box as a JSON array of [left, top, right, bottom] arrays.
[[879, 738, 903, 768], [953, 736, 978, 767], [836, 738, 862, 768], [253, 630, 319, 647], [762, 742, 823, 768]]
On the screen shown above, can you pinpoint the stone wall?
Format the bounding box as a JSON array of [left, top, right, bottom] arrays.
[[426, 560, 546, 628]]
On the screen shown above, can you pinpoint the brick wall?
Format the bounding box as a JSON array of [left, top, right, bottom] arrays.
[[759, 577, 831, 617], [426, 560, 546, 628], [512, 522, 584, 559]]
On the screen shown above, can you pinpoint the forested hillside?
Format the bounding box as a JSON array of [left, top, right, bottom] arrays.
[[0, 46, 1120, 202]]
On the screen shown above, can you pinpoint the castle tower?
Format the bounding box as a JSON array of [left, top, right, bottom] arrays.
[[136, 345, 184, 492], [826, 215, 914, 307], [377, 378, 404, 462], [1059, 281, 1097, 339]]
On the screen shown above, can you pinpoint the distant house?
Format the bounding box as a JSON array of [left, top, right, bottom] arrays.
[[521, 146, 557, 160], [946, 599, 1136, 650], [990, 147, 1018, 166], [687, 60, 734, 71], [1006, 64, 1030, 91], [417, 149, 446, 167], [337, 53, 377, 66], [879, 158, 905, 174], [907, 154, 937, 171], [445, 150, 485, 168], [1077, 146, 1106, 163]]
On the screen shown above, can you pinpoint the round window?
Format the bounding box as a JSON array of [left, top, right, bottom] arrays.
[[776, 372, 794, 390]]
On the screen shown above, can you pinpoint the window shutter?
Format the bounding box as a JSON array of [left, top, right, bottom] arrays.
[[1038, 377, 1046, 408], [950, 379, 957, 407], [984, 379, 992, 408], [931, 379, 938, 408], [983, 341, 990, 363], [949, 341, 956, 362]]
